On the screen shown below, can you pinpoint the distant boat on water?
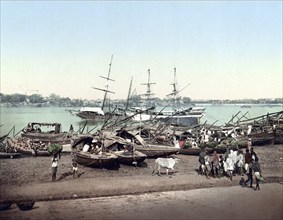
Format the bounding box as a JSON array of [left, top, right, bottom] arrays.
[[240, 105, 252, 108], [70, 55, 127, 122]]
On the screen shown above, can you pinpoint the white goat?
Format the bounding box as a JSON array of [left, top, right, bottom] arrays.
[[152, 157, 179, 176]]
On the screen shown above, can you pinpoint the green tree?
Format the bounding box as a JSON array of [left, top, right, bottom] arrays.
[[7, 93, 27, 103], [29, 94, 44, 103], [182, 97, 191, 104]]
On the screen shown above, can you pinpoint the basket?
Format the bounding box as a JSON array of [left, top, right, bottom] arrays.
[[16, 200, 35, 211], [48, 143, 63, 154], [0, 200, 12, 211]]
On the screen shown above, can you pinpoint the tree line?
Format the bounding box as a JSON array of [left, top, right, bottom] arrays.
[[0, 93, 282, 106]]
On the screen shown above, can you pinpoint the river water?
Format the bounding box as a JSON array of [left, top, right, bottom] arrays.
[[0, 104, 282, 136]]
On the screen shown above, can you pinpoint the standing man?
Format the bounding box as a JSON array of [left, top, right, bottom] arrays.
[[72, 158, 78, 178], [198, 148, 206, 175], [244, 149, 253, 187], [51, 154, 59, 182], [252, 157, 262, 190]]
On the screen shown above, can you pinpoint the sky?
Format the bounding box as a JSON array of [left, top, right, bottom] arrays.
[[1, 0, 282, 101]]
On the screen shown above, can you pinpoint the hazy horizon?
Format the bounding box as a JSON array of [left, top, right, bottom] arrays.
[[1, 1, 282, 101]]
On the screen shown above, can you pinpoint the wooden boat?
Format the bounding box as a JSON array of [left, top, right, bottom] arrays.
[[179, 147, 223, 155], [179, 143, 240, 156], [135, 144, 179, 158], [240, 105, 252, 108], [72, 135, 119, 169], [16, 200, 35, 211], [0, 134, 22, 158], [114, 129, 179, 158], [0, 152, 21, 159], [73, 107, 126, 121], [251, 137, 274, 146], [99, 132, 148, 166], [21, 122, 72, 144], [76, 151, 118, 169], [0, 200, 13, 211], [7, 137, 51, 156], [274, 130, 283, 144], [248, 130, 275, 146], [113, 150, 147, 166], [124, 69, 204, 127], [179, 147, 201, 155], [69, 56, 127, 123]]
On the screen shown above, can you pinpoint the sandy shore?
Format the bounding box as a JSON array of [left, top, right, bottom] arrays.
[[0, 144, 282, 219]]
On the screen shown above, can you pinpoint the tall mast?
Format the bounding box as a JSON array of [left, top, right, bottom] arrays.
[[141, 69, 156, 106], [167, 67, 191, 109], [92, 55, 115, 111], [125, 76, 133, 113]]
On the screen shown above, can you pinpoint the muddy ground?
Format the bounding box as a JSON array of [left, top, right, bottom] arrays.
[[0, 144, 282, 186], [0, 144, 282, 219]]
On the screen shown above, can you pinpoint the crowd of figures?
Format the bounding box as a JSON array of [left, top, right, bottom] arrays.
[[198, 143, 263, 190]]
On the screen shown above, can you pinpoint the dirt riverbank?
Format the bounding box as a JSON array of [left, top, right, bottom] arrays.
[[0, 144, 282, 201]]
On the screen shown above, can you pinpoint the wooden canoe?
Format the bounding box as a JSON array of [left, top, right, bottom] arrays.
[[113, 150, 147, 166], [135, 144, 179, 158], [75, 151, 119, 169]]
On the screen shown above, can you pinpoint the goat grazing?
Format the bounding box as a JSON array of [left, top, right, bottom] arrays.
[[152, 157, 179, 176]]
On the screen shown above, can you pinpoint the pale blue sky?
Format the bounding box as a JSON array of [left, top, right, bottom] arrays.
[[1, 1, 282, 100]]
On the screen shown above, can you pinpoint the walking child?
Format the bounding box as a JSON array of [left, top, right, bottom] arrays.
[[72, 159, 78, 178], [51, 154, 59, 182]]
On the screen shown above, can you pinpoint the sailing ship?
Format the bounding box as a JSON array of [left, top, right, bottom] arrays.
[[71, 55, 126, 122], [128, 68, 205, 126]]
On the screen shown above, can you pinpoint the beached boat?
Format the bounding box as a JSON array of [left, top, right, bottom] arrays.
[[115, 129, 179, 158], [179, 147, 202, 155], [72, 135, 119, 169], [6, 137, 52, 156], [247, 127, 275, 146], [0, 133, 22, 158], [179, 146, 235, 155], [135, 144, 179, 158], [111, 150, 147, 166], [104, 135, 147, 166], [250, 137, 274, 146], [75, 151, 118, 168], [21, 122, 72, 144], [0, 200, 13, 211], [0, 152, 21, 159]]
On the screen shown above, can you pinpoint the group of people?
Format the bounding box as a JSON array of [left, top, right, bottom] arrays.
[[198, 143, 263, 190]]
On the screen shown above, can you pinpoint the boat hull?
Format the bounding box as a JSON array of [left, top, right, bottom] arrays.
[[179, 146, 239, 156], [7, 138, 51, 157], [75, 110, 127, 122], [21, 133, 71, 144], [76, 152, 119, 169], [114, 150, 147, 166], [135, 145, 179, 158], [0, 152, 21, 159]]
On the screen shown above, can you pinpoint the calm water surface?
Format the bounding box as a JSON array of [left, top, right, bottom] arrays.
[[1, 104, 282, 136]]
